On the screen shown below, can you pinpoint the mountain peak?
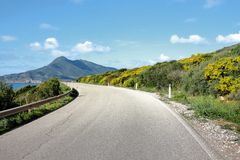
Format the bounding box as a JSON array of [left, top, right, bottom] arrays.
[[50, 56, 70, 65], [54, 56, 68, 61], [57, 56, 67, 59]]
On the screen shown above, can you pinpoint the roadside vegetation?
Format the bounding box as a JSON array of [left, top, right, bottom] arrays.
[[78, 43, 240, 130], [0, 78, 71, 111], [78, 66, 150, 88], [0, 95, 75, 134], [0, 81, 17, 110], [0, 78, 79, 134]]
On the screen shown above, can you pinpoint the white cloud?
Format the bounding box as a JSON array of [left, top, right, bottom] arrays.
[[204, 0, 222, 8], [0, 35, 17, 42], [72, 41, 111, 53], [170, 34, 206, 44], [30, 38, 111, 58], [148, 54, 170, 65], [29, 42, 42, 50], [216, 32, 240, 43], [44, 37, 59, 49], [40, 23, 58, 30], [159, 54, 170, 62], [51, 50, 70, 57]]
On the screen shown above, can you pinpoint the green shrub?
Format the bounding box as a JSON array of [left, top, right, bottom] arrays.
[[0, 81, 16, 111], [69, 88, 79, 98], [0, 119, 8, 132], [182, 68, 213, 96], [37, 78, 61, 99], [139, 61, 183, 90], [123, 78, 136, 88], [20, 112, 33, 121]]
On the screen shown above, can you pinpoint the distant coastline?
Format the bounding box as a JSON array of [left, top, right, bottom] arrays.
[[6, 80, 42, 84], [9, 83, 39, 90]]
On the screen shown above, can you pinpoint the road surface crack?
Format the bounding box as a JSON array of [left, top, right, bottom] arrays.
[[45, 112, 73, 137]]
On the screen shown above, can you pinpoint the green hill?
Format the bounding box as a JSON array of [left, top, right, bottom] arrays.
[[79, 43, 240, 99]]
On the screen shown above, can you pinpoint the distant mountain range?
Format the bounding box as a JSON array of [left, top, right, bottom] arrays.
[[0, 56, 117, 82]]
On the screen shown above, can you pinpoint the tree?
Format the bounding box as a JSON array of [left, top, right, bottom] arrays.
[[38, 78, 61, 98], [0, 81, 16, 111]]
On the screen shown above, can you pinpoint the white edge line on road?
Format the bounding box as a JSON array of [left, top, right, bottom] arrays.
[[157, 99, 222, 160]]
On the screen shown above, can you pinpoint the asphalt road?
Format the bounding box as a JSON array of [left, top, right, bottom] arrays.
[[0, 83, 219, 160]]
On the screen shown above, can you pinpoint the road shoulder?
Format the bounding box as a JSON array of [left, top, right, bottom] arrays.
[[158, 95, 240, 160]]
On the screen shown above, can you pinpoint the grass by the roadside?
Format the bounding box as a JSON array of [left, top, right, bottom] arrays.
[[172, 92, 240, 132], [0, 95, 74, 135], [139, 86, 158, 93], [172, 91, 190, 104], [190, 96, 239, 124]]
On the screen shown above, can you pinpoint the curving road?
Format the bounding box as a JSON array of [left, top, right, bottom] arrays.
[[0, 83, 219, 160]]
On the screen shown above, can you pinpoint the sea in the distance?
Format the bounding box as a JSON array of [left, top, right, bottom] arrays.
[[9, 83, 38, 90]]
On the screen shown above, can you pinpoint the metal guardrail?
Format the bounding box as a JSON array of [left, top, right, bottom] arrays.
[[0, 90, 72, 119]]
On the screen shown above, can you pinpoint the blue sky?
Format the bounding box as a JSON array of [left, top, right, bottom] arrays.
[[0, 0, 240, 75]]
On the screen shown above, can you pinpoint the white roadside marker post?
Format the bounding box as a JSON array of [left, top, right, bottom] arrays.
[[169, 84, 171, 99], [135, 83, 138, 90]]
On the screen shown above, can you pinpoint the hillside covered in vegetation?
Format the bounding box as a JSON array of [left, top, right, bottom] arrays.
[[79, 44, 240, 99], [78, 43, 240, 129], [0, 78, 71, 111], [78, 66, 150, 88]]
